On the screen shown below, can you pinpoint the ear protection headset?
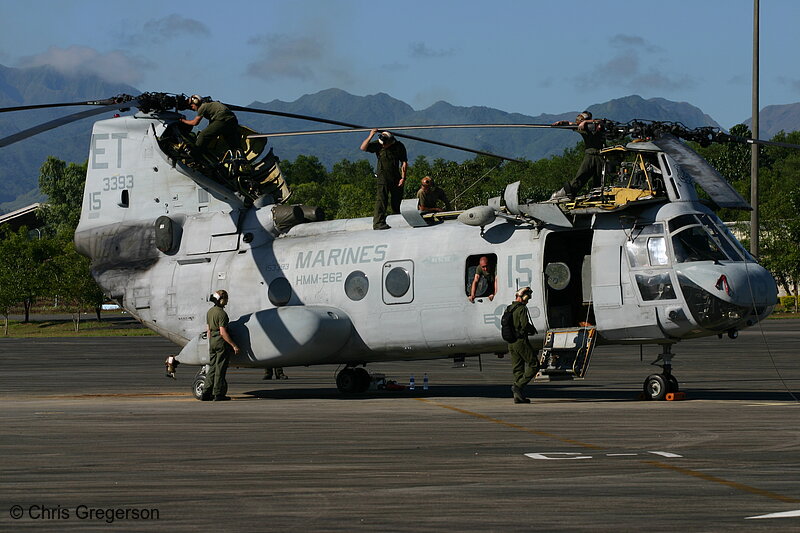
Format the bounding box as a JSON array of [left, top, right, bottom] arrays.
[[210, 290, 227, 304], [378, 131, 394, 145], [190, 94, 203, 105], [515, 286, 532, 302]]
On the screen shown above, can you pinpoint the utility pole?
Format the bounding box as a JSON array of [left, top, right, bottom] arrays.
[[750, 0, 759, 257]]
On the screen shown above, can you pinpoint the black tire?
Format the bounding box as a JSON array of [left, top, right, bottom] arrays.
[[667, 374, 679, 393], [354, 367, 371, 393], [643, 373, 668, 401], [192, 375, 207, 400], [336, 368, 358, 393]]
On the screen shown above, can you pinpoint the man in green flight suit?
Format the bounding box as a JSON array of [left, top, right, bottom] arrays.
[[204, 290, 240, 401], [417, 176, 452, 213], [550, 111, 606, 200], [469, 256, 497, 303], [507, 286, 538, 404], [182, 94, 241, 157], [360, 129, 408, 230]]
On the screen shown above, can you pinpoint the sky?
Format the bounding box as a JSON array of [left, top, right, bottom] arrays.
[[1, 0, 798, 129]]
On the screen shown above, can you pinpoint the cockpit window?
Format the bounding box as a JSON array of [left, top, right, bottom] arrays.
[[668, 214, 698, 233], [698, 214, 753, 262], [671, 226, 728, 263], [668, 213, 752, 263], [626, 224, 668, 268]]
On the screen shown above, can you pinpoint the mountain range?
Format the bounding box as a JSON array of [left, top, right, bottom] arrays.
[[1, 64, 798, 213]]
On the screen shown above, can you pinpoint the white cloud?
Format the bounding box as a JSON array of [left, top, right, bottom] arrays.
[[245, 34, 355, 87], [409, 42, 456, 59], [142, 14, 211, 39], [17, 46, 152, 86], [575, 35, 695, 93]]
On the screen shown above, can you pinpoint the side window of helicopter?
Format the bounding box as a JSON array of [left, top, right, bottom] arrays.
[[464, 254, 498, 298], [635, 272, 677, 301], [625, 224, 668, 268]]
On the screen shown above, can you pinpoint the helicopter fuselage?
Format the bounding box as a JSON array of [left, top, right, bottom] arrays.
[[74, 113, 777, 372]]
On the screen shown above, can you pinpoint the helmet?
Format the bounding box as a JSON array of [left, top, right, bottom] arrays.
[[378, 131, 394, 145], [515, 286, 532, 301], [576, 111, 592, 122], [190, 94, 203, 105], [210, 290, 228, 304]]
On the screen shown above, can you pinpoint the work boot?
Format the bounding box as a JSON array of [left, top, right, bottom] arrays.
[[263, 369, 273, 380], [275, 368, 288, 380], [511, 385, 530, 404]]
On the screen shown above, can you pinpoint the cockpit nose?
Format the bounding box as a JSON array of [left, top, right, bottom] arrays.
[[676, 262, 777, 332]]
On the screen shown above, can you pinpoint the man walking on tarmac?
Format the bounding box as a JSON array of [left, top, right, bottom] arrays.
[[205, 290, 240, 401], [506, 287, 539, 404]]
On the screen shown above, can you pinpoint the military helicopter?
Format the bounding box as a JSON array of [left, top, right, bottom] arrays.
[[0, 93, 790, 401]]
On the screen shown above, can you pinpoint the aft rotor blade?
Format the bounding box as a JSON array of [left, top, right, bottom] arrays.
[[226, 104, 527, 162], [248, 123, 572, 138], [729, 136, 800, 150], [0, 103, 132, 148]]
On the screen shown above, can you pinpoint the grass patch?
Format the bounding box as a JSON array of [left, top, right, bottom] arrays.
[[1, 317, 158, 338]]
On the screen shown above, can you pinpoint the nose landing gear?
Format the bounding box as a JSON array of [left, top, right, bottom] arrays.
[[643, 344, 680, 400], [336, 366, 372, 394]]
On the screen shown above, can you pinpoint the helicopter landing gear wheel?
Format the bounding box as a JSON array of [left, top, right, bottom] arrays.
[[336, 367, 370, 394], [667, 374, 679, 393], [192, 367, 209, 401], [643, 344, 680, 400], [353, 367, 371, 393], [643, 373, 668, 401]]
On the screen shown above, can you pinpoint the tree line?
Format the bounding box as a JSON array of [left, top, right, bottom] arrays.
[[0, 125, 797, 333], [0, 157, 102, 333]]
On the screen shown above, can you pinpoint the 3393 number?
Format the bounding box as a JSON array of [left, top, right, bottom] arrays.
[[102, 175, 134, 191]]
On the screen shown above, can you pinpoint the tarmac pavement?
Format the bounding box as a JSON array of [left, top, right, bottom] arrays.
[[0, 320, 798, 531]]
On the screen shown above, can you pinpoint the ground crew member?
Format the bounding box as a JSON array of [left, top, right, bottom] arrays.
[[182, 95, 241, 156], [507, 287, 538, 404], [417, 176, 452, 212], [551, 111, 606, 200], [205, 290, 240, 401], [469, 256, 497, 302], [360, 129, 408, 230]]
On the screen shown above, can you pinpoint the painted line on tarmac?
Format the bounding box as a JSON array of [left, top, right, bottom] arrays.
[[417, 399, 800, 505], [415, 398, 602, 449], [745, 509, 800, 519], [641, 461, 800, 504]]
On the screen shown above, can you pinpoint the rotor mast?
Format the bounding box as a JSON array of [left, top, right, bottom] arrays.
[[750, 0, 760, 257]]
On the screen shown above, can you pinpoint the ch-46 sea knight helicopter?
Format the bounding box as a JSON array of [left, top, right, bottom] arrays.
[[0, 92, 792, 400]]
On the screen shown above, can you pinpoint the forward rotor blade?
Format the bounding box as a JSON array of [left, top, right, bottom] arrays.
[[248, 123, 571, 138], [0, 97, 131, 115], [0, 103, 131, 148], [226, 104, 526, 162]]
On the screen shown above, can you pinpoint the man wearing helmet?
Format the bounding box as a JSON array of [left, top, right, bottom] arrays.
[[360, 128, 408, 230], [417, 176, 452, 213], [507, 287, 539, 404], [204, 290, 240, 401], [551, 111, 606, 200], [182, 95, 241, 157]]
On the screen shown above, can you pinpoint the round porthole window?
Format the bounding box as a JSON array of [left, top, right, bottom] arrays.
[[267, 277, 292, 306], [344, 271, 369, 301], [385, 267, 410, 297]]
